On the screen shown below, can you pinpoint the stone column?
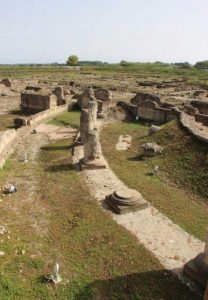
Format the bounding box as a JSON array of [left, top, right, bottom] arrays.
[[80, 109, 90, 143], [83, 130, 101, 163], [80, 87, 94, 109], [88, 99, 98, 128]]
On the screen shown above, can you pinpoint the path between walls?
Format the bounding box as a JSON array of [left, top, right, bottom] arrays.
[[72, 121, 204, 287]]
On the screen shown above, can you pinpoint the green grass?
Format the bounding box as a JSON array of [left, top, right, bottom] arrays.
[[101, 120, 208, 240], [48, 111, 80, 129], [0, 63, 208, 88], [0, 137, 200, 299]]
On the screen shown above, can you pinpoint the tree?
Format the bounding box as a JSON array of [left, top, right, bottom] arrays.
[[174, 62, 191, 69], [66, 55, 79, 66], [120, 60, 133, 66], [194, 61, 208, 69]]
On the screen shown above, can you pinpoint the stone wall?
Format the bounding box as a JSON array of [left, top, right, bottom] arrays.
[[1, 101, 75, 168], [21, 93, 57, 114], [180, 112, 208, 143], [191, 100, 208, 115], [195, 113, 208, 126], [117, 99, 180, 124], [15, 103, 73, 127], [0, 129, 18, 168]]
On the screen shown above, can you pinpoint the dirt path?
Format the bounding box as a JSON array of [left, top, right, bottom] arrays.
[[72, 122, 204, 284]]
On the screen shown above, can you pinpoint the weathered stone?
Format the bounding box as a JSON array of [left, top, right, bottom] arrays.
[[94, 88, 112, 102], [78, 87, 94, 109], [105, 188, 148, 214], [21, 92, 57, 114], [53, 87, 66, 105], [80, 109, 93, 143], [94, 88, 112, 113], [2, 78, 11, 88], [117, 93, 180, 124], [83, 130, 101, 163], [191, 100, 208, 115], [142, 142, 163, 157], [149, 125, 161, 135], [88, 99, 98, 126], [130, 92, 161, 106], [79, 129, 107, 170]]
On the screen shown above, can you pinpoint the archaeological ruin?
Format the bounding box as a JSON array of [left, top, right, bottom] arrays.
[[105, 188, 148, 214], [0, 71, 208, 299], [117, 92, 181, 124]]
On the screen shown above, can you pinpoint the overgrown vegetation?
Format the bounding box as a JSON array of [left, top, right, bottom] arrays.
[[101, 120, 208, 240], [0, 137, 200, 299]]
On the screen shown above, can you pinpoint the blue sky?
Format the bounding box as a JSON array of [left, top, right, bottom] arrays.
[[0, 0, 207, 64]]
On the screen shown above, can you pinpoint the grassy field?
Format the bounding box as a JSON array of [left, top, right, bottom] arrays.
[[101, 120, 208, 240], [0, 137, 200, 299], [0, 63, 208, 88], [48, 111, 80, 129]]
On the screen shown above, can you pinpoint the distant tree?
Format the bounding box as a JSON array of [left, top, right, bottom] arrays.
[[174, 62, 191, 69], [120, 60, 134, 66], [194, 61, 208, 69], [120, 60, 128, 66], [66, 55, 79, 66]]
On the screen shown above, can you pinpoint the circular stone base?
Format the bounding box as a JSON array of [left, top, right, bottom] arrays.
[[105, 188, 148, 214]]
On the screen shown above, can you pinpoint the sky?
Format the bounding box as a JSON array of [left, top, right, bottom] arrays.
[[0, 0, 207, 64]]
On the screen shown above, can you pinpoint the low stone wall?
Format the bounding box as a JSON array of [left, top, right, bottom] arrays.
[[0, 101, 75, 169], [0, 129, 17, 154], [15, 102, 74, 127], [0, 129, 18, 168], [180, 112, 208, 143], [117, 101, 179, 123]]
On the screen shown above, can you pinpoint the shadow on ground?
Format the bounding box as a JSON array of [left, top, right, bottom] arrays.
[[127, 154, 144, 161], [69, 271, 202, 300], [46, 163, 75, 172], [41, 145, 72, 151]]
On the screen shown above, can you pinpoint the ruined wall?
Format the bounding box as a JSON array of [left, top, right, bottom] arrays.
[[191, 100, 208, 115], [131, 92, 160, 106], [1, 101, 75, 168], [195, 113, 208, 126], [0, 129, 18, 168], [53, 87, 66, 106], [15, 103, 73, 127], [21, 93, 57, 114], [180, 112, 208, 143], [0, 129, 17, 154], [117, 100, 179, 124]]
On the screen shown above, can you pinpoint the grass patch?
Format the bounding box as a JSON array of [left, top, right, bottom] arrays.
[[0, 137, 200, 299], [101, 120, 208, 240], [48, 111, 80, 129]]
